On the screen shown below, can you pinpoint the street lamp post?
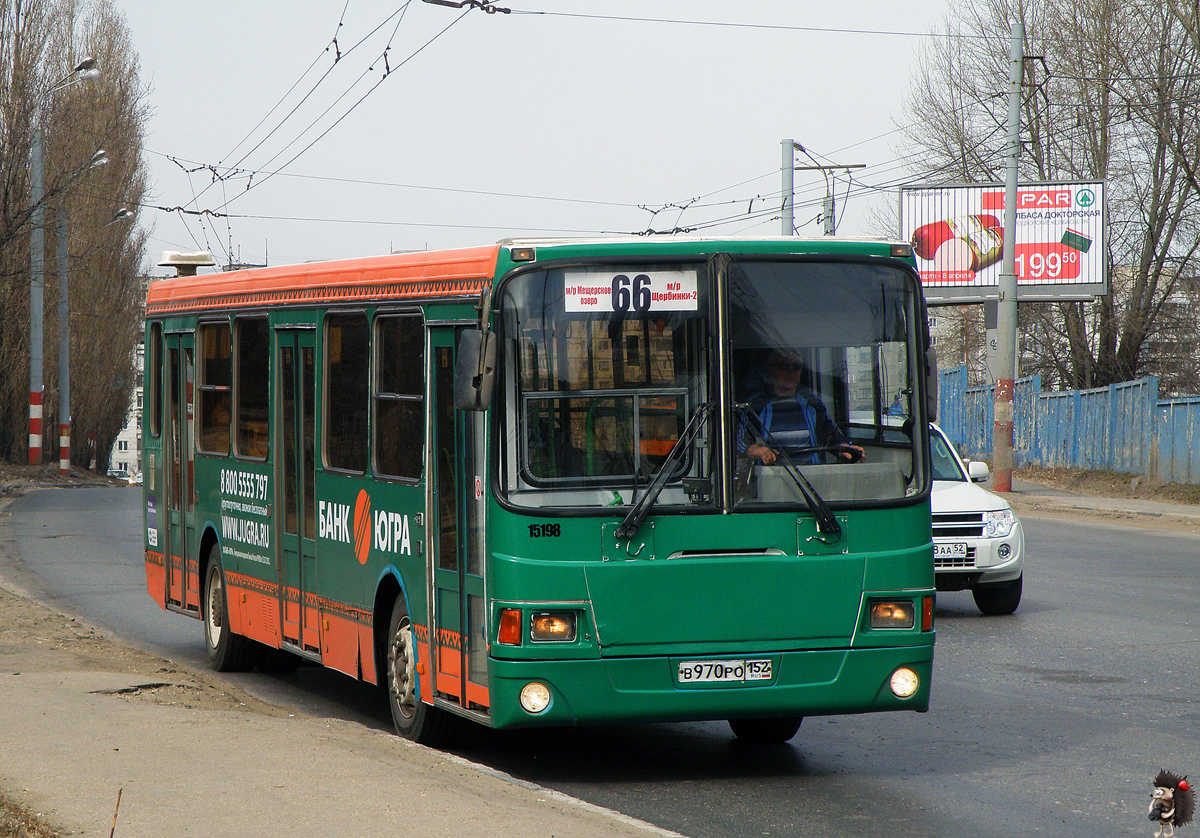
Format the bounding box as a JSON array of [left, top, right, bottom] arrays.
[[56, 205, 131, 478], [28, 57, 99, 465]]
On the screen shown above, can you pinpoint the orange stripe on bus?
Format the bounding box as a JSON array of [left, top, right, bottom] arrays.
[[216, 572, 389, 684], [145, 560, 166, 609], [465, 681, 490, 710], [321, 611, 361, 679], [415, 637, 432, 705], [145, 246, 500, 315]]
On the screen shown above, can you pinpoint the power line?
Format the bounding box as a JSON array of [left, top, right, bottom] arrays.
[[234, 3, 419, 186], [217, 5, 469, 211], [214, 2, 354, 170], [179, 0, 428, 237], [505, 7, 991, 40], [179, 2, 393, 215]]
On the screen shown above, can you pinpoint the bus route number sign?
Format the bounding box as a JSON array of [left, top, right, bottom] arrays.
[[564, 269, 699, 313], [677, 658, 773, 684]]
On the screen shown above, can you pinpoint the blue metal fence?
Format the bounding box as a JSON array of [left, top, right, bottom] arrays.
[[938, 367, 1200, 483], [1156, 397, 1200, 485]]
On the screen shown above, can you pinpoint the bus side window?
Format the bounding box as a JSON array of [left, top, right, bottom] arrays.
[[148, 322, 163, 438], [325, 312, 370, 473], [235, 316, 270, 459], [374, 313, 424, 480], [197, 321, 231, 454]]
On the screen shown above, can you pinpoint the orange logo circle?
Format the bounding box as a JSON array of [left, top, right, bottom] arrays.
[[353, 489, 372, 565]]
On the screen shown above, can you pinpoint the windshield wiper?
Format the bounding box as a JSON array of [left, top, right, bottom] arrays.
[[615, 402, 712, 540], [736, 404, 842, 538]]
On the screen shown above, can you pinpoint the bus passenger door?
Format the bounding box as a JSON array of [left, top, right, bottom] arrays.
[[428, 327, 489, 714], [163, 333, 199, 615], [275, 328, 319, 654]]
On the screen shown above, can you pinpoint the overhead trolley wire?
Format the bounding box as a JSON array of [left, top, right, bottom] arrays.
[[217, 3, 469, 211], [504, 7, 990, 40], [185, 1, 417, 214]]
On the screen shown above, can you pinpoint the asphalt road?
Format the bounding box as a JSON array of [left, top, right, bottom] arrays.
[[4, 486, 1198, 838]]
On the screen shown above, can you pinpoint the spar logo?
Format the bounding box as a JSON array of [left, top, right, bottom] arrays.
[[319, 489, 412, 565], [982, 189, 1073, 210]]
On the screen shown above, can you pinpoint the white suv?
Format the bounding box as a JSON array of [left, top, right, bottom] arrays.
[[930, 424, 1024, 615]]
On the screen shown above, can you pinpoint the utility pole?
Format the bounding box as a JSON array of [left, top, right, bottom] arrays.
[[57, 210, 70, 478], [29, 128, 44, 464], [781, 140, 864, 236], [28, 58, 100, 466], [992, 21, 1024, 493], [781, 139, 796, 235], [793, 163, 864, 235]]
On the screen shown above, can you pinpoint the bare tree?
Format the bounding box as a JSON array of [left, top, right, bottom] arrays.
[[0, 0, 59, 460], [901, 0, 1200, 391], [0, 0, 148, 465], [931, 305, 990, 382]]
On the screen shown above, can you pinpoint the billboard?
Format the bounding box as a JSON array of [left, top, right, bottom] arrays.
[[899, 181, 1106, 304]]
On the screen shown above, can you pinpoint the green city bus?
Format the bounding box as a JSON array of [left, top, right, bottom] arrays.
[[142, 237, 936, 745]]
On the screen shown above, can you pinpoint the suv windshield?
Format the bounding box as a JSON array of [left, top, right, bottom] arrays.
[[497, 257, 926, 510], [930, 427, 968, 482]]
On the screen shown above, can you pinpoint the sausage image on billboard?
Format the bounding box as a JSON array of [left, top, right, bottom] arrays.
[[911, 214, 1003, 274]]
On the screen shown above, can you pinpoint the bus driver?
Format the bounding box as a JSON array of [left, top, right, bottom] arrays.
[[740, 349, 864, 465]]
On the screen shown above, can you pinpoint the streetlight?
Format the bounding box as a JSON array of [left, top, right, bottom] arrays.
[[29, 57, 100, 465], [57, 206, 133, 477]]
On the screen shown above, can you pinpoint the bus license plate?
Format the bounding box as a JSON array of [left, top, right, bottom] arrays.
[[677, 659, 772, 684], [934, 542, 968, 558]]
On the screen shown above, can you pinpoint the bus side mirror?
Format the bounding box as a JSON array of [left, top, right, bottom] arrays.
[[454, 329, 496, 411], [925, 345, 938, 422]]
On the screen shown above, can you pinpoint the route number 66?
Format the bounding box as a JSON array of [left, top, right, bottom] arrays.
[[611, 274, 652, 313]]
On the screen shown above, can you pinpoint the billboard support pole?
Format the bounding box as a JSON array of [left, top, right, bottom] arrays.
[[993, 21, 1024, 492]]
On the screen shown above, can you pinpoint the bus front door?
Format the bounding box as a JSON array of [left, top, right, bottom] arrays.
[[275, 328, 319, 654], [428, 327, 489, 714], [163, 333, 199, 615]]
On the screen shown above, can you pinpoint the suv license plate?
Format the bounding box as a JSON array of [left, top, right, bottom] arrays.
[[677, 659, 772, 684], [934, 542, 968, 558]]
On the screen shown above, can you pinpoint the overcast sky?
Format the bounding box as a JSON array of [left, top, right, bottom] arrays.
[[117, 0, 962, 275]]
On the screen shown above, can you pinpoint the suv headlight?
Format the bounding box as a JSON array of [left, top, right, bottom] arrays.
[[983, 508, 1015, 538]]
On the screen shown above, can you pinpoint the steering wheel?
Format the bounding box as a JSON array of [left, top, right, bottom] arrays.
[[763, 444, 864, 464], [829, 444, 864, 463]]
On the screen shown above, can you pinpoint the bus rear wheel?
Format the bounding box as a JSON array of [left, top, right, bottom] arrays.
[[728, 716, 803, 743], [385, 599, 459, 747], [203, 551, 258, 672]]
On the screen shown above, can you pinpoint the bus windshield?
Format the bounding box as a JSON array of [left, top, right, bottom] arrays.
[[498, 257, 925, 510]]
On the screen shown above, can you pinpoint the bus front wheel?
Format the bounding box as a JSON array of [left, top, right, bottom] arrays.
[[728, 716, 802, 743], [203, 551, 258, 672], [385, 598, 459, 747]]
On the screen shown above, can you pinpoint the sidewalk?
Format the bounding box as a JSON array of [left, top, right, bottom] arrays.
[[0, 575, 677, 838], [1002, 474, 1200, 530]]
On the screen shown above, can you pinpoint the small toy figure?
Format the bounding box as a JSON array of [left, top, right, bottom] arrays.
[[1150, 769, 1194, 837]]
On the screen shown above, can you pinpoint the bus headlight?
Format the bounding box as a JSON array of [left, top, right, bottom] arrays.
[[531, 611, 577, 642], [890, 667, 920, 698], [870, 600, 915, 629], [520, 682, 552, 714]]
